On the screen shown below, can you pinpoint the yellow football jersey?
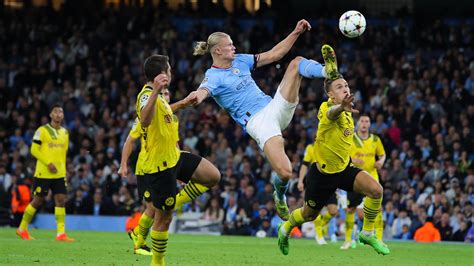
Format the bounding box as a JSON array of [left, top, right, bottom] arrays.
[[351, 133, 385, 180], [303, 143, 316, 164], [31, 124, 69, 178], [136, 85, 180, 174], [314, 100, 355, 174]]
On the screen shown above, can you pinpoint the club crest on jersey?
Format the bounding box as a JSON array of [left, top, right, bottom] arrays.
[[232, 68, 240, 75], [344, 128, 353, 137], [164, 114, 172, 123]]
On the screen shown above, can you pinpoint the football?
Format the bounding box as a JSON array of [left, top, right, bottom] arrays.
[[339, 10, 366, 38]]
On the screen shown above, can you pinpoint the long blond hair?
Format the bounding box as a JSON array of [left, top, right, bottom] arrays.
[[193, 32, 229, 56]]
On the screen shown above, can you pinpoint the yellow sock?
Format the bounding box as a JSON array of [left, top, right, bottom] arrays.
[[19, 204, 37, 231], [375, 211, 384, 240], [151, 230, 168, 266], [134, 213, 154, 247], [362, 197, 382, 233], [345, 212, 355, 242], [282, 208, 305, 236], [313, 215, 323, 238], [321, 212, 332, 225], [175, 181, 209, 210], [55, 207, 66, 235]]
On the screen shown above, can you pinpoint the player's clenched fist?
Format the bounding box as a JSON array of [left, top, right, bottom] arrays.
[[153, 74, 169, 90]]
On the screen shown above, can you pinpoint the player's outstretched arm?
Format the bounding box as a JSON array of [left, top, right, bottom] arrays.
[[256, 19, 311, 68], [192, 88, 210, 105], [118, 134, 137, 178], [327, 94, 358, 120], [170, 91, 199, 112]]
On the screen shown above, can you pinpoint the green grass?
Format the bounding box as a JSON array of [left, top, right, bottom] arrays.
[[0, 228, 473, 265]]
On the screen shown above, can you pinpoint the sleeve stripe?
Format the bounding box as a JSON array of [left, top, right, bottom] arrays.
[[33, 140, 42, 145]]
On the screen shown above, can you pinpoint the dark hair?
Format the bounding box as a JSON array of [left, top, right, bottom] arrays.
[[50, 103, 63, 111], [143, 55, 169, 82], [323, 73, 344, 93]]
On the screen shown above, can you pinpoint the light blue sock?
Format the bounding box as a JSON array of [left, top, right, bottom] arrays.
[[298, 58, 325, 78], [271, 173, 288, 201]]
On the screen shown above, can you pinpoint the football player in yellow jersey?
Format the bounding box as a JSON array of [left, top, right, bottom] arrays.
[[137, 55, 220, 266], [120, 88, 193, 256], [277, 58, 389, 256], [16, 104, 74, 242], [119, 89, 172, 256], [339, 114, 386, 249], [298, 142, 338, 245]]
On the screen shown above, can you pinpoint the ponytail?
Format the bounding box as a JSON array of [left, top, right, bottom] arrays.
[[193, 41, 209, 56]]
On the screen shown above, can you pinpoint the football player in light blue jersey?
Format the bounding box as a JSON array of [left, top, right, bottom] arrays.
[[188, 19, 339, 220]]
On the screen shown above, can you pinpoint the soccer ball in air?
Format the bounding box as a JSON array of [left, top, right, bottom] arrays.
[[339, 10, 366, 38]]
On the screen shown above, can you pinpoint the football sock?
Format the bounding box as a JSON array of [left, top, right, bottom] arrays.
[[272, 174, 288, 201], [313, 215, 323, 239], [19, 204, 37, 231], [362, 197, 382, 234], [298, 58, 326, 78], [134, 213, 154, 247], [55, 207, 66, 235], [345, 212, 355, 242], [151, 230, 168, 266], [282, 208, 305, 237], [374, 211, 384, 240], [175, 181, 209, 210]]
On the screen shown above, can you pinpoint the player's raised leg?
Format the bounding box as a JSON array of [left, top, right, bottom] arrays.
[[353, 171, 389, 255], [174, 153, 220, 210]]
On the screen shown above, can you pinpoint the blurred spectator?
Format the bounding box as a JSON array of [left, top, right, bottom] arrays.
[[0, 5, 472, 240], [414, 217, 441, 242]]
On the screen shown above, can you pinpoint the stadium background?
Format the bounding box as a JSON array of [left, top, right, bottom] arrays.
[[0, 0, 473, 255]]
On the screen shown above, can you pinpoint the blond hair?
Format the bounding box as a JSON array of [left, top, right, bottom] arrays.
[[193, 32, 229, 56]]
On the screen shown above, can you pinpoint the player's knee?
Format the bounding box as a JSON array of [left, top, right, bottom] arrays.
[[274, 165, 292, 181], [209, 167, 221, 186], [367, 183, 383, 199], [290, 56, 304, 69]]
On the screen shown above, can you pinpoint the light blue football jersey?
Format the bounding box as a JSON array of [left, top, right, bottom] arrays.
[[199, 54, 272, 128]]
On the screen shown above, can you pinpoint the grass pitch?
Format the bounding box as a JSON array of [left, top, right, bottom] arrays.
[[0, 228, 473, 265]]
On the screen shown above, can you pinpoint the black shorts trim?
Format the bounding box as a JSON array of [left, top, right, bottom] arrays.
[[176, 151, 202, 183], [347, 191, 364, 208], [304, 162, 361, 210], [33, 177, 67, 197]]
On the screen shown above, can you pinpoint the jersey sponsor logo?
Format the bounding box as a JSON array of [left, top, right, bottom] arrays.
[[48, 143, 65, 148], [235, 76, 254, 91], [165, 197, 175, 206]]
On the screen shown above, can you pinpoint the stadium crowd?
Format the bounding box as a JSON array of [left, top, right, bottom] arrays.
[[0, 5, 473, 242]]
